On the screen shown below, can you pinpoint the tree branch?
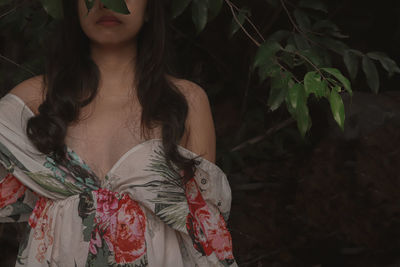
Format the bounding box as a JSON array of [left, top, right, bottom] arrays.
[[231, 118, 295, 152], [224, 0, 261, 47], [0, 54, 36, 76]]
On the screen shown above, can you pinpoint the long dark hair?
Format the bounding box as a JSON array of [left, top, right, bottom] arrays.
[[26, 0, 200, 184]]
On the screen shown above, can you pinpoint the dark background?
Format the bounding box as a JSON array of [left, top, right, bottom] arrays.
[[172, 0, 400, 266]]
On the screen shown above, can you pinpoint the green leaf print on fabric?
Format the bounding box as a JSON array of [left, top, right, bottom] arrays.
[[78, 191, 96, 242], [36, 151, 101, 197], [25, 171, 76, 196], [143, 149, 184, 188], [9, 199, 33, 217], [131, 179, 188, 233], [0, 142, 28, 172], [85, 238, 113, 267], [16, 225, 31, 266], [82, 213, 95, 242], [155, 201, 188, 232], [0, 188, 34, 222], [66, 148, 93, 173], [44, 156, 67, 182], [130, 146, 190, 233], [65, 150, 100, 190]]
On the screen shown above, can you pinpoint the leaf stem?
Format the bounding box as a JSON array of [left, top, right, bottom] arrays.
[[231, 118, 295, 152], [0, 0, 27, 19], [224, 0, 261, 47], [0, 54, 36, 76], [225, 0, 265, 43]]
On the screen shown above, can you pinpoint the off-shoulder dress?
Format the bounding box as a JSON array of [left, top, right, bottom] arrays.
[[0, 93, 237, 267]]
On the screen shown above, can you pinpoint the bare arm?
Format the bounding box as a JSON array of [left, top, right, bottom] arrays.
[[177, 80, 216, 163]]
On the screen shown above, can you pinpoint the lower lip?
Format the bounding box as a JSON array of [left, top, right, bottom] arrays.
[[97, 20, 121, 26]]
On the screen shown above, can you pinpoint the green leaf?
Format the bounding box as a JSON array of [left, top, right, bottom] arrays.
[[268, 77, 289, 111], [287, 83, 303, 109], [313, 20, 339, 31], [314, 36, 349, 56], [343, 50, 359, 81], [258, 61, 280, 81], [85, 0, 95, 11], [346, 49, 363, 57], [253, 41, 282, 70], [367, 52, 400, 77], [229, 8, 250, 38], [304, 71, 329, 98], [286, 99, 297, 118], [267, 30, 291, 43], [293, 9, 311, 32], [271, 71, 292, 89], [296, 86, 311, 137], [192, 0, 208, 33], [280, 51, 295, 68], [312, 20, 348, 38], [299, 0, 328, 13], [329, 31, 349, 39], [298, 49, 323, 67], [208, 0, 223, 21], [171, 0, 192, 18], [40, 0, 63, 19], [362, 55, 380, 94], [329, 87, 345, 131], [100, 0, 130, 14], [293, 33, 310, 50], [321, 67, 352, 96]]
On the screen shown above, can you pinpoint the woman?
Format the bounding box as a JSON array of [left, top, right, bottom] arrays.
[[0, 0, 237, 266]]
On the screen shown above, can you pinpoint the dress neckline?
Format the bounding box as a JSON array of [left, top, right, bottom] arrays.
[[66, 138, 162, 181], [5, 93, 223, 181], [6, 93, 163, 180]]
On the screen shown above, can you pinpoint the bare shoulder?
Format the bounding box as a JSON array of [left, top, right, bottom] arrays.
[[168, 76, 216, 163], [9, 75, 45, 114], [169, 77, 212, 126], [169, 77, 210, 107]]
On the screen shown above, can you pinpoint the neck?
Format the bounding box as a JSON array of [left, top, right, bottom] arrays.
[[90, 41, 137, 98]]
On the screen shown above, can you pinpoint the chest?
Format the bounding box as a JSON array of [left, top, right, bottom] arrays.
[[64, 99, 162, 180]]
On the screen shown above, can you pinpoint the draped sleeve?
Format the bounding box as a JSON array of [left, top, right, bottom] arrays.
[[0, 172, 38, 222], [179, 147, 236, 267], [0, 94, 64, 223]]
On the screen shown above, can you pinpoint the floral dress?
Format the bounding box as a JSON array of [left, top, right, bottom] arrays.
[[0, 93, 238, 267]]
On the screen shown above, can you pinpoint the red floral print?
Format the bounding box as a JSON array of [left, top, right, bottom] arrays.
[[89, 188, 147, 264], [28, 196, 54, 263], [0, 173, 26, 208], [89, 228, 102, 255], [110, 194, 146, 263], [89, 188, 119, 254], [185, 177, 234, 261], [93, 188, 119, 229], [29, 197, 49, 229]]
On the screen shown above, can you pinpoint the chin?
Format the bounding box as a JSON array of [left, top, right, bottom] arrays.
[[87, 31, 137, 45], [91, 37, 136, 48]]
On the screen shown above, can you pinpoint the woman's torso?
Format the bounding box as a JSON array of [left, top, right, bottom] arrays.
[[10, 75, 189, 181]]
